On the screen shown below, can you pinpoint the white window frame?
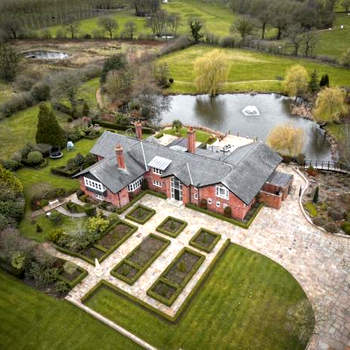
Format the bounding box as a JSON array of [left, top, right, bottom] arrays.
[[95, 194, 104, 201], [152, 168, 163, 175], [84, 177, 105, 192], [208, 198, 212, 205], [216, 201, 221, 207], [194, 193, 198, 200], [153, 180, 162, 187], [216, 184, 229, 200], [128, 177, 143, 192]]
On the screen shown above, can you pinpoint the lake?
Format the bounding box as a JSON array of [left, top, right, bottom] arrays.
[[160, 93, 333, 161]]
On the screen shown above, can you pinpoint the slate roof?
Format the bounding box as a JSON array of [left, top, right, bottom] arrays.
[[148, 156, 172, 170], [76, 131, 282, 205], [266, 171, 293, 188]]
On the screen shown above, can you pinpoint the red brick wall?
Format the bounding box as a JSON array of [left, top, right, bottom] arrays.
[[144, 170, 171, 197], [259, 190, 282, 209]]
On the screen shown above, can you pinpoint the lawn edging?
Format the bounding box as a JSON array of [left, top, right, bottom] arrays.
[[82, 239, 230, 323], [185, 203, 264, 229], [125, 204, 156, 224], [146, 247, 205, 307], [189, 228, 221, 253], [110, 233, 170, 285], [156, 216, 188, 238]]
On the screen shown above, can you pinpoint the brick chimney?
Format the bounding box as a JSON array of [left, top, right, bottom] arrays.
[[115, 144, 126, 170], [135, 121, 142, 140], [187, 127, 196, 153]]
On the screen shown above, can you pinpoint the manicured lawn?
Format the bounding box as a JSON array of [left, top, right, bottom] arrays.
[[315, 13, 350, 58], [85, 244, 314, 350], [0, 270, 140, 350], [161, 127, 216, 143], [158, 45, 350, 94]]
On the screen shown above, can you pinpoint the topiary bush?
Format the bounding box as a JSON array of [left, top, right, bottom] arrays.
[[27, 151, 43, 165]]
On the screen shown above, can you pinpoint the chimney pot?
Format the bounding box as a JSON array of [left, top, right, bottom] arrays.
[[187, 127, 196, 153], [135, 121, 143, 140], [115, 144, 126, 169]]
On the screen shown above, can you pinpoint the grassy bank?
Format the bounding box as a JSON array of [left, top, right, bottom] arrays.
[[85, 243, 314, 350], [0, 270, 140, 349], [158, 45, 350, 94]]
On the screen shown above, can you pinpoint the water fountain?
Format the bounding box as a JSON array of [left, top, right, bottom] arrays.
[[242, 105, 260, 116]]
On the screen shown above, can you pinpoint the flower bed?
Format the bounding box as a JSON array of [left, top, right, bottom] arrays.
[[57, 262, 88, 288], [156, 216, 187, 238], [111, 234, 170, 285], [147, 248, 205, 306], [125, 204, 156, 224], [189, 228, 221, 253]]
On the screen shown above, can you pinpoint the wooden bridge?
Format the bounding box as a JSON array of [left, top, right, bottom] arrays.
[[303, 160, 350, 174]]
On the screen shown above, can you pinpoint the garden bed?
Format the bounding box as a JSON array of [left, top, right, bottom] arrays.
[[189, 228, 221, 253], [125, 204, 156, 224], [111, 234, 170, 285], [56, 219, 137, 265], [156, 216, 187, 238], [57, 262, 88, 288], [147, 248, 205, 306]]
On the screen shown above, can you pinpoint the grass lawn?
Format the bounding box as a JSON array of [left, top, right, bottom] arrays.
[[85, 244, 314, 350], [0, 80, 14, 103], [161, 126, 216, 143], [158, 45, 350, 94], [315, 13, 350, 58], [0, 270, 140, 350]]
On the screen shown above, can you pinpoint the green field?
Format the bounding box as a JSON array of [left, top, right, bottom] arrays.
[[0, 270, 140, 350], [158, 45, 350, 94], [85, 244, 314, 350], [161, 126, 216, 143]]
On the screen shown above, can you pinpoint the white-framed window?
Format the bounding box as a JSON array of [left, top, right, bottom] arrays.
[[194, 193, 198, 200], [84, 177, 105, 192], [216, 184, 229, 200], [216, 201, 221, 207], [208, 198, 212, 204], [128, 177, 143, 192], [152, 168, 162, 175], [95, 194, 104, 201], [153, 180, 162, 187]]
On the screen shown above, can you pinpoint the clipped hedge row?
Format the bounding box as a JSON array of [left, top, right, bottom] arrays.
[[125, 204, 156, 224], [81, 240, 230, 322], [116, 190, 166, 214], [58, 266, 88, 288], [147, 247, 205, 307], [51, 166, 80, 177], [55, 219, 137, 265], [110, 233, 170, 285], [189, 228, 221, 253], [185, 203, 264, 229], [92, 119, 155, 134], [156, 216, 187, 238]]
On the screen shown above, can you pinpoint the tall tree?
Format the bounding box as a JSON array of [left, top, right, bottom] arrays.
[[283, 65, 309, 100], [65, 21, 80, 39], [98, 16, 118, 39], [313, 87, 348, 123], [342, 0, 350, 12], [194, 49, 230, 97], [105, 69, 133, 104], [267, 124, 305, 157], [231, 16, 256, 43], [285, 23, 304, 56], [100, 53, 127, 84], [146, 10, 169, 36], [0, 44, 20, 82], [36, 103, 66, 147], [250, 0, 271, 39], [124, 21, 137, 40], [132, 0, 160, 17]]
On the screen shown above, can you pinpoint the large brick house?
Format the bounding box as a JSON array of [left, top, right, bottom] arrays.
[[76, 124, 293, 221]]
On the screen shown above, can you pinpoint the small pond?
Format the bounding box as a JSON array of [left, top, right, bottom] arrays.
[[23, 50, 69, 60], [160, 93, 333, 161]]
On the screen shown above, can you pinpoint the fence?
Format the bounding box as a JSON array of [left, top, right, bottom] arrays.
[[304, 159, 350, 174]]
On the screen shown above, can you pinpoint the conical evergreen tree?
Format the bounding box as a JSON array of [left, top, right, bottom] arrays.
[[82, 101, 90, 117], [36, 103, 66, 147], [320, 74, 330, 88], [312, 186, 319, 204], [308, 70, 319, 93]]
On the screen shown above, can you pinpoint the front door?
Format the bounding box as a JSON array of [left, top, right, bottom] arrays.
[[171, 177, 183, 201]]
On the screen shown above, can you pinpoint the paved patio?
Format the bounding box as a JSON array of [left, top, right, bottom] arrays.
[[51, 165, 350, 350]]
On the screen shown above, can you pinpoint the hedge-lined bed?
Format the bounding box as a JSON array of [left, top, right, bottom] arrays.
[[82, 240, 231, 323], [125, 204, 156, 224], [56, 219, 137, 265], [147, 248, 205, 307], [189, 228, 221, 253], [58, 263, 88, 288], [111, 234, 170, 285], [156, 216, 187, 238], [185, 202, 264, 229]]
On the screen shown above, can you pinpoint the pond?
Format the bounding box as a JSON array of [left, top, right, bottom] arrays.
[[23, 50, 69, 60], [160, 93, 333, 161]]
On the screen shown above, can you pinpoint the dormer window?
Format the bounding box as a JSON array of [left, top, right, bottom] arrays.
[[153, 168, 163, 175], [84, 177, 106, 192], [216, 184, 229, 200]]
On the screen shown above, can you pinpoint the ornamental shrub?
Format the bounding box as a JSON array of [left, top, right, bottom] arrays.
[[48, 229, 64, 243], [341, 222, 350, 235], [224, 206, 232, 218], [87, 215, 109, 235], [27, 151, 43, 165], [84, 205, 96, 217], [324, 222, 338, 233], [48, 211, 63, 226]]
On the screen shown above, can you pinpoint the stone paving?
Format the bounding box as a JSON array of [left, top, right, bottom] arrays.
[[51, 165, 350, 350]]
